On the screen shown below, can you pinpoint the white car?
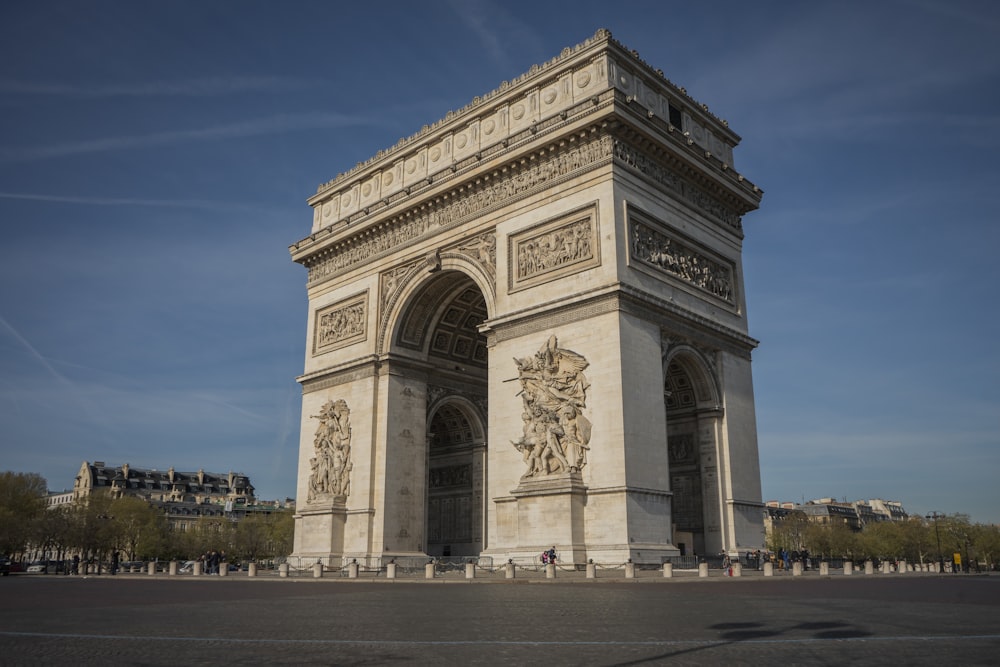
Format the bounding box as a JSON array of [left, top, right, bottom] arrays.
[[178, 560, 197, 574], [26, 563, 47, 574]]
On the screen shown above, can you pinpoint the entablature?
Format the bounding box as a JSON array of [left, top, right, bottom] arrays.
[[297, 29, 760, 240]]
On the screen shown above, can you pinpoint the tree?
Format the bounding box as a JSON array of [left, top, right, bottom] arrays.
[[0, 471, 48, 557], [109, 496, 169, 561]]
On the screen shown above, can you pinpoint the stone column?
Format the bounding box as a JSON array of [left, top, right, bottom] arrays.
[[698, 562, 709, 578], [625, 561, 635, 579], [864, 560, 874, 575], [169, 561, 178, 576], [792, 561, 803, 576], [465, 563, 475, 580], [193, 561, 202, 576], [881, 561, 891, 574], [313, 562, 324, 578], [546, 563, 556, 579], [587, 562, 597, 579], [219, 562, 228, 577], [348, 561, 359, 578], [763, 562, 774, 577], [425, 562, 436, 579], [505, 562, 515, 579], [898, 559, 907, 574], [662, 562, 673, 578], [819, 562, 829, 576], [844, 561, 853, 575], [731, 563, 742, 577], [248, 563, 257, 577], [279, 563, 289, 578], [386, 562, 396, 579]]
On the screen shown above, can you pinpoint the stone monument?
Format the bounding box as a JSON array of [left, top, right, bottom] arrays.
[[289, 29, 765, 565]]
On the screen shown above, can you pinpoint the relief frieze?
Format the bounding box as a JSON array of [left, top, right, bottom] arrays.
[[313, 292, 367, 355], [306, 135, 613, 285], [630, 217, 735, 304], [510, 208, 598, 291], [612, 138, 742, 231], [307, 399, 353, 503]]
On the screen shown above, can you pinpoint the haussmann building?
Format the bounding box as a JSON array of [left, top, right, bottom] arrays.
[[288, 29, 765, 567]]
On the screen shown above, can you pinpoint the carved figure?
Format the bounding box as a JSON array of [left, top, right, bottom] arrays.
[[510, 336, 592, 478], [307, 399, 353, 502]]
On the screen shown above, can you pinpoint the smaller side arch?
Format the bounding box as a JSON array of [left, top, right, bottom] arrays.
[[662, 344, 721, 411]]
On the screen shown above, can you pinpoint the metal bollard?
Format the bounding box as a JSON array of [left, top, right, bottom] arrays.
[[546, 563, 556, 579], [698, 562, 709, 578], [587, 562, 597, 579], [248, 562, 257, 577], [465, 562, 475, 580], [279, 563, 289, 578], [505, 561, 515, 579], [313, 562, 324, 578], [425, 562, 435, 579], [625, 561, 636, 579], [386, 562, 396, 579], [662, 562, 673, 578]]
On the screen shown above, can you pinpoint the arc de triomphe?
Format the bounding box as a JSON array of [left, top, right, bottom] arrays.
[[289, 30, 765, 566]]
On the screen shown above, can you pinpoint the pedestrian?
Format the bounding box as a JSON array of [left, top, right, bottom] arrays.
[[547, 546, 557, 564]]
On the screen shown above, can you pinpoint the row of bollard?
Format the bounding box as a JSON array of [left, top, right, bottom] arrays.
[[118, 557, 946, 579]]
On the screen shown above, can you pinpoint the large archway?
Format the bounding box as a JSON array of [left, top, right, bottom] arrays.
[[664, 348, 722, 558], [391, 269, 489, 559]]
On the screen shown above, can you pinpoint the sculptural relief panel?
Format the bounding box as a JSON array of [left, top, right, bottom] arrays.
[[313, 292, 368, 355], [307, 399, 353, 503], [508, 205, 600, 292], [628, 211, 736, 305], [510, 336, 592, 479]]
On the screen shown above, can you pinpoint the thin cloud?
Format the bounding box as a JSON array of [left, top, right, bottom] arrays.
[[0, 191, 289, 214], [0, 76, 312, 97], [0, 112, 381, 164]]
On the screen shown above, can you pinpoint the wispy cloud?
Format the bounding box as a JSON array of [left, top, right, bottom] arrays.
[[446, 0, 509, 70], [0, 112, 380, 163], [0, 191, 285, 213], [0, 76, 312, 97]]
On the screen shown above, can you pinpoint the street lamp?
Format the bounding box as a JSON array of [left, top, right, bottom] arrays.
[[926, 512, 944, 572]]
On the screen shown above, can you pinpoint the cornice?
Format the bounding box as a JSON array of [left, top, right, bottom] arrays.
[[298, 29, 760, 242]]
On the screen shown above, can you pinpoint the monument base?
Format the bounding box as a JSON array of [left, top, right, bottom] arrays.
[[291, 502, 347, 565]]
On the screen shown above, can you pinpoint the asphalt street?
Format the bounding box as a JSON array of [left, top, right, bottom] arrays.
[[1, 574, 997, 666]]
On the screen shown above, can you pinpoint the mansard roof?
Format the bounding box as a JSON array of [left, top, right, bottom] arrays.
[[78, 461, 253, 494]]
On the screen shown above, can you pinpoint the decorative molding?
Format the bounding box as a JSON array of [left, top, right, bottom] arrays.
[[299, 359, 378, 395], [303, 134, 613, 286], [627, 209, 736, 306], [313, 292, 368, 356], [508, 204, 600, 292], [306, 399, 353, 504], [613, 136, 742, 232]]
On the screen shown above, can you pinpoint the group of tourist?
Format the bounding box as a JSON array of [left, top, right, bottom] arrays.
[[196, 550, 227, 574]]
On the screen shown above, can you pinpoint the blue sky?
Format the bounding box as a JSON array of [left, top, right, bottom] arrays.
[[1, 1, 997, 523]]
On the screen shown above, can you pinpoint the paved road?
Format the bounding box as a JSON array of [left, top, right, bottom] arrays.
[[1, 574, 997, 665]]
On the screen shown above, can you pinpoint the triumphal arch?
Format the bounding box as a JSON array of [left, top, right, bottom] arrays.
[[290, 30, 765, 566]]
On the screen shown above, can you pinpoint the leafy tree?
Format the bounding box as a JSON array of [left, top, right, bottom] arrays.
[[0, 471, 48, 557], [109, 496, 169, 561]]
